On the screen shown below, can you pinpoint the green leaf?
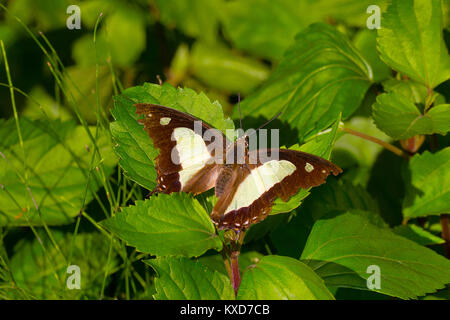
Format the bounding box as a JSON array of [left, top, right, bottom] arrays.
[[8, 231, 117, 299], [237, 255, 334, 300], [373, 92, 450, 139], [392, 224, 445, 246], [353, 29, 391, 82], [222, 0, 386, 60], [0, 118, 116, 226], [403, 147, 450, 218], [110, 83, 234, 190], [102, 193, 222, 257], [190, 42, 269, 95], [198, 251, 264, 276], [377, 0, 450, 88], [155, 0, 222, 43], [236, 23, 372, 142], [301, 212, 450, 299], [103, 7, 146, 67], [271, 113, 342, 215], [144, 257, 235, 300]]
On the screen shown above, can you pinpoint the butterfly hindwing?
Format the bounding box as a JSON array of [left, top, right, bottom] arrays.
[[135, 103, 228, 195], [211, 149, 342, 230]]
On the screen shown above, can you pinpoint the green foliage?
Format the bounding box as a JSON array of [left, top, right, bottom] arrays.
[[373, 92, 450, 139], [301, 212, 450, 299], [145, 257, 235, 300], [102, 193, 222, 257], [377, 0, 450, 89], [238, 255, 334, 300], [237, 23, 373, 142], [0, 118, 116, 226], [403, 147, 450, 218], [0, 0, 449, 302]]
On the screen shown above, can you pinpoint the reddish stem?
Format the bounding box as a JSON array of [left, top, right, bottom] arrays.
[[230, 251, 241, 296]]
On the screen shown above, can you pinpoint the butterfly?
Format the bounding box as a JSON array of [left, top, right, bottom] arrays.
[[135, 103, 342, 231]]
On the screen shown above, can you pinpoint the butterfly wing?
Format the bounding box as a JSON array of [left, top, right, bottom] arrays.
[[211, 148, 342, 230], [135, 103, 230, 195]]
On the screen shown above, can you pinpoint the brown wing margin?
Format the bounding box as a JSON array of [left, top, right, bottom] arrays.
[[135, 103, 228, 195], [211, 149, 342, 230]]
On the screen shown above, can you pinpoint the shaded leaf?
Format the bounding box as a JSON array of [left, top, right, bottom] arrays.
[[393, 224, 445, 246]]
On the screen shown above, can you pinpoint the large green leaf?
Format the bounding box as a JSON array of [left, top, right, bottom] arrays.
[[102, 193, 222, 257], [373, 92, 450, 140], [403, 147, 450, 218], [110, 83, 234, 190], [301, 212, 450, 299], [237, 255, 334, 300], [0, 118, 116, 226], [144, 257, 235, 300], [377, 0, 450, 88], [7, 231, 116, 299], [236, 23, 372, 142]]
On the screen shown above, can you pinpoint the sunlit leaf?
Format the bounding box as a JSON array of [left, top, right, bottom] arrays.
[[237, 255, 334, 300], [102, 193, 222, 257], [145, 257, 235, 300]]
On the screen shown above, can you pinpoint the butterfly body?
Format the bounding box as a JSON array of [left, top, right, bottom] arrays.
[[136, 103, 342, 230]]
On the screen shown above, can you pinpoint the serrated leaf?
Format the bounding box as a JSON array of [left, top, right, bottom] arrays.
[[0, 118, 116, 226], [237, 255, 334, 300], [110, 83, 235, 190], [403, 147, 450, 218], [102, 193, 222, 257], [236, 23, 372, 142], [8, 230, 116, 299], [144, 257, 235, 300], [373, 92, 450, 139], [377, 0, 450, 88], [301, 212, 450, 299]]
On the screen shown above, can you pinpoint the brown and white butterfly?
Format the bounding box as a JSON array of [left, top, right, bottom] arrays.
[[136, 103, 342, 231]]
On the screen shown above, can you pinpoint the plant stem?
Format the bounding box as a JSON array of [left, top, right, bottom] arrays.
[[440, 214, 450, 258], [230, 251, 241, 297], [341, 127, 410, 159]]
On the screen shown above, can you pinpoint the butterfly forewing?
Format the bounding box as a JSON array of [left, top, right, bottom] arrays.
[[135, 103, 229, 195]]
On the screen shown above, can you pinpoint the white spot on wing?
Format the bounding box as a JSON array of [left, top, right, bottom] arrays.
[[305, 162, 314, 173], [160, 117, 171, 125]]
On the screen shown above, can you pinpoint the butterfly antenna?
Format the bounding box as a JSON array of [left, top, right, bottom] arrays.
[[255, 111, 282, 131]]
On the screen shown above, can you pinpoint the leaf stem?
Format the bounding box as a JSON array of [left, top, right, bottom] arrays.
[[341, 127, 409, 159], [230, 251, 241, 297], [440, 214, 450, 258]]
